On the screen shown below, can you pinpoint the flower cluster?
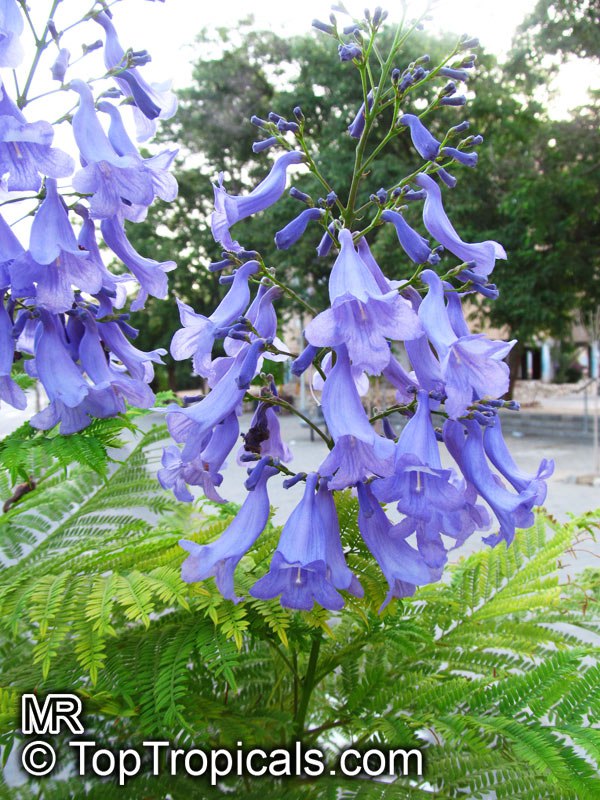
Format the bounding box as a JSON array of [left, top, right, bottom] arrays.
[[0, 0, 176, 432], [163, 6, 553, 611]]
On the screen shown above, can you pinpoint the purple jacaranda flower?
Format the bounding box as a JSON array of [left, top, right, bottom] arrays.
[[415, 173, 506, 278], [316, 221, 337, 257], [0, 211, 23, 288], [0, 295, 26, 409], [441, 146, 478, 167], [95, 12, 176, 139], [305, 229, 422, 374], [381, 209, 436, 264], [400, 113, 440, 161], [223, 284, 288, 367], [274, 207, 325, 250], [0, 83, 73, 191], [437, 167, 457, 188], [357, 482, 441, 610], [100, 216, 176, 310], [159, 411, 239, 502], [291, 343, 319, 376], [95, 319, 165, 384], [0, 0, 23, 68], [318, 346, 395, 489], [250, 473, 346, 611], [483, 415, 554, 505], [97, 100, 178, 220], [70, 80, 156, 219], [51, 48, 70, 82], [372, 390, 490, 568], [444, 418, 539, 547], [180, 464, 278, 603], [312, 350, 369, 397], [74, 205, 129, 307], [356, 237, 399, 293], [166, 344, 263, 462], [348, 89, 375, 138], [339, 42, 362, 61], [417, 270, 514, 417], [240, 402, 292, 464], [315, 480, 363, 597], [170, 260, 259, 376], [439, 66, 471, 82], [211, 151, 304, 251]]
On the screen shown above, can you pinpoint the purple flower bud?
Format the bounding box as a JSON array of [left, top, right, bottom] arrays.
[[312, 19, 335, 35], [441, 146, 478, 167], [316, 222, 337, 257], [441, 96, 467, 106], [439, 67, 470, 82], [274, 207, 325, 250], [51, 48, 70, 82], [472, 134, 484, 145], [348, 89, 375, 138], [82, 40, 103, 55], [450, 120, 470, 134], [291, 343, 319, 376], [251, 115, 268, 128], [400, 114, 440, 161], [343, 24, 361, 35], [437, 167, 457, 188], [381, 210, 433, 264], [130, 49, 152, 67], [293, 106, 304, 121], [209, 258, 234, 272], [237, 338, 268, 389], [277, 119, 300, 133], [339, 42, 362, 61], [460, 37, 480, 49], [252, 136, 278, 153], [289, 186, 312, 204]]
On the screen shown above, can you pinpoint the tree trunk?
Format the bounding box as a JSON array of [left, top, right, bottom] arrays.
[[507, 341, 523, 400]]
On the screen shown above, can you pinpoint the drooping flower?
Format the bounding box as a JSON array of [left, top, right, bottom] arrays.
[[305, 229, 422, 374], [211, 151, 304, 251], [179, 463, 278, 602], [444, 418, 540, 547], [274, 207, 325, 250], [400, 113, 440, 160], [357, 482, 441, 610], [0, 83, 73, 191], [348, 89, 375, 138], [170, 260, 259, 376], [416, 269, 514, 417], [0, 0, 23, 68], [415, 173, 506, 278], [318, 346, 395, 489], [250, 473, 348, 611], [372, 390, 490, 568], [380, 209, 437, 264]]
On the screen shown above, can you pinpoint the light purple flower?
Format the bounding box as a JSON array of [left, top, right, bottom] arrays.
[[0, 295, 26, 409], [415, 173, 506, 278], [180, 464, 278, 602], [274, 207, 324, 250], [0, 0, 23, 68], [250, 473, 347, 611], [305, 229, 422, 374], [348, 89, 374, 138], [380, 209, 435, 264], [400, 113, 440, 160], [211, 151, 304, 250]]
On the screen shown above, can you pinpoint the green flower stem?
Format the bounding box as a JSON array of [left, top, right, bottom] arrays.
[[293, 631, 322, 740], [17, 0, 62, 108]]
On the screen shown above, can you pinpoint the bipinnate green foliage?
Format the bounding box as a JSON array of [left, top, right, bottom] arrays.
[[0, 428, 598, 798]]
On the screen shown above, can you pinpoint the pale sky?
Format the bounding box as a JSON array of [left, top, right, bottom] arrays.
[[112, 0, 600, 118]]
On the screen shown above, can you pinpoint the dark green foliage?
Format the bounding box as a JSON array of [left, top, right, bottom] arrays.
[[0, 428, 598, 798]]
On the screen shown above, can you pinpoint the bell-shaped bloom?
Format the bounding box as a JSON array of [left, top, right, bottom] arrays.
[[418, 270, 514, 417], [400, 114, 440, 161], [0, 83, 73, 191], [240, 402, 292, 464], [316, 480, 363, 597], [0, 296, 26, 409], [166, 344, 263, 462], [95, 12, 176, 137], [274, 207, 324, 250], [415, 173, 506, 278], [444, 418, 539, 547], [95, 319, 165, 384], [211, 151, 304, 250], [159, 411, 239, 502], [318, 346, 395, 489], [70, 80, 157, 219], [381, 209, 436, 264], [180, 464, 278, 603], [483, 415, 554, 505], [171, 260, 259, 376], [305, 230, 422, 375], [250, 473, 347, 611], [30, 311, 88, 407], [223, 284, 287, 367], [372, 390, 490, 568], [357, 482, 441, 610], [348, 89, 374, 138], [100, 216, 176, 308]]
